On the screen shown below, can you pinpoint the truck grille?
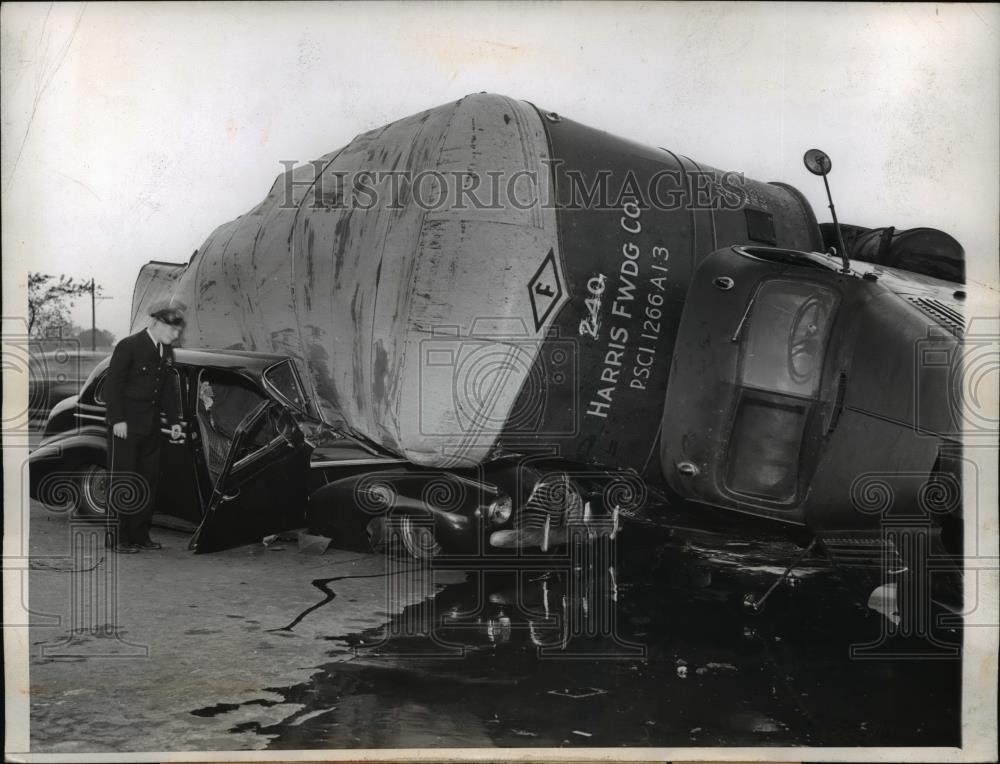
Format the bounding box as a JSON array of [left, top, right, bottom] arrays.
[[819, 534, 900, 569], [906, 297, 965, 338]]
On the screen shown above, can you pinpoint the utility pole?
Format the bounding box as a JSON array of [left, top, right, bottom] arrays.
[[90, 278, 96, 351], [88, 279, 113, 352]]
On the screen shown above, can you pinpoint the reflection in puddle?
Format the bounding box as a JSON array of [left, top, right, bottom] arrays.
[[190, 527, 962, 749], [867, 583, 901, 625], [728, 711, 788, 733]]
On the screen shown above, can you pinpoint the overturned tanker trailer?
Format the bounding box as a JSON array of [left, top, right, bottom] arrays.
[[129, 93, 966, 560]]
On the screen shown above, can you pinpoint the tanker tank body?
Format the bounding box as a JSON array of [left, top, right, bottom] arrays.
[[133, 94, 824, 478]]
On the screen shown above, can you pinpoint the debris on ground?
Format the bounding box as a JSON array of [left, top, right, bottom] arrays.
[[697, 662, 738, 675], [547, 687, 607, 699], [297, 532, 332, 555], [288, 707, 336, 726], [262, 531, 305, 551]]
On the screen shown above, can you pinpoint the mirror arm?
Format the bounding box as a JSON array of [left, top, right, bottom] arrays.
[[805, 149, 850, 275], [821, 173, 851, 274]]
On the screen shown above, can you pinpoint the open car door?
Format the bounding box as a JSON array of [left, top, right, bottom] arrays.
[[154, 365, 205, 531], [189, 399, 311, 553]]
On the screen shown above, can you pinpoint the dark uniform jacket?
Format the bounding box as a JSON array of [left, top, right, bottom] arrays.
[[105, 329, 180, 436]]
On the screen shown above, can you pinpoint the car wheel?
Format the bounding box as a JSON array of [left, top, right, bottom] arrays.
[[79, 464, 109, 516], [366, 516, 388, 554], [399, 515, 441, 560]]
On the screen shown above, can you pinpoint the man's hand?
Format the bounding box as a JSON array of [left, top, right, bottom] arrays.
[[113, 422, 128, 439], [170, 423, 183, 441]]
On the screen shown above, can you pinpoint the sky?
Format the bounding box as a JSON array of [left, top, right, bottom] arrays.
[[3, 5, 999, 756], [2, 1, 998, 340]]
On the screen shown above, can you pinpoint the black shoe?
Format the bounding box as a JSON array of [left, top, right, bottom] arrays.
[[137, 540, 163, 550], [114, 543, 139, 554]]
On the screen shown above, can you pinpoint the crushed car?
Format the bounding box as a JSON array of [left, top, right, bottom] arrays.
[[29, 348, 638, 555]]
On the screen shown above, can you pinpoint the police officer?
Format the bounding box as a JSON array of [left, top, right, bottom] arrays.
[[105, 303, 185, 552]]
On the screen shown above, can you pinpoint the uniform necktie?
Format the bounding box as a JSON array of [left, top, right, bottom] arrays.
[[157, 342, 163, 358]]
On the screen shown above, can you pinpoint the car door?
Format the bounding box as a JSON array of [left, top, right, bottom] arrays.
[[153, 365, 205, 529], [189, 398, 312, 553]]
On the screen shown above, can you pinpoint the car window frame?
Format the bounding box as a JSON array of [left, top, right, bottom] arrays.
[[261, 359, 319, 421], [207, 400, 299, 503]]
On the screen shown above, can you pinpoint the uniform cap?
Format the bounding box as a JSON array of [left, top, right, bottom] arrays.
[[149, 300, 187, 326]]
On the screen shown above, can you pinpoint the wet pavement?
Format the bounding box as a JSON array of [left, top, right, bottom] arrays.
[[24, 496, 962, 752], [207, 537, 962, 749]]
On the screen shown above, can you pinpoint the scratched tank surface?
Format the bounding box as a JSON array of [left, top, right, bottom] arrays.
[[190, 520, 962, 750], [130, 93, 820, 472]]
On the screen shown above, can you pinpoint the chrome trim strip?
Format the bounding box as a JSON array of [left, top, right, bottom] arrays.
[[76, 412, 189, 427], [730, 296, 756, 343], [309, 458, 407, 468], [446, 471, 500, 495], [232, 434, 286, 472]]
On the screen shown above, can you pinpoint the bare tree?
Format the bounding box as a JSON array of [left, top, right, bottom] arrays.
[[27, 273, 95, 338]]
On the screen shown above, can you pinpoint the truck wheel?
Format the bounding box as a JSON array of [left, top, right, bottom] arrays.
[[79, 464, 109, 516]]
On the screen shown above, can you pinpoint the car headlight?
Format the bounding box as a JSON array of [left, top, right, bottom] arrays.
[[487, 494, 513, 526]]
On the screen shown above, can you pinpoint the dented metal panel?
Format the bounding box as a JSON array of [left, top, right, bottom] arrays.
[[134, 94, 823, 471], [130, 261, 186, 330], [144, 95, 562, 466]]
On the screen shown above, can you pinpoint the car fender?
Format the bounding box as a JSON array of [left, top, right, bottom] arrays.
[[306, 468, 483, 548], [42, 394, 79, 438], [29, 432, 108, 502]]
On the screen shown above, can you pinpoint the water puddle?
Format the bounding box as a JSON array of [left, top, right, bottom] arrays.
[[186, 523, 962, 748]]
